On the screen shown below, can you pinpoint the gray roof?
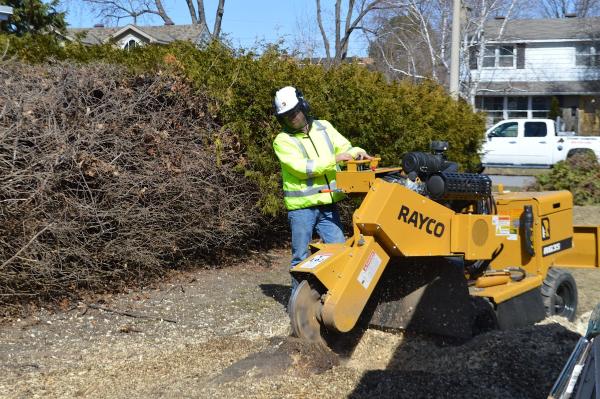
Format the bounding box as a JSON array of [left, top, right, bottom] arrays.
[[485, 17, 600, 42], [67, 24, 208, 46], [477, 80, 600, 95]]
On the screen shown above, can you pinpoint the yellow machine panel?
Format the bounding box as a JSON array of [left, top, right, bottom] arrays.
[[450, 213, 505, 260], [354, 181, 456, 257], [492, 191, 573, 277], [351, 180, 505, 260], [554, 226, 600, 269], [288, 152, 600, 347]]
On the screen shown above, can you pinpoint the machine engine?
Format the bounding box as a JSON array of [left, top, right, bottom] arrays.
[[386, 141, 494, 214]]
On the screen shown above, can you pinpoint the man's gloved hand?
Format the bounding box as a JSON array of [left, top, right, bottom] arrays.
[[335, 153, 353, 162], [355, 151, 373, 160]]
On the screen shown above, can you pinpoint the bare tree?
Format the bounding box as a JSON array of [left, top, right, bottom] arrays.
[[316, 0, 400, 63], [292, 9, 323, 61], [365, 0, 521, 99], [194, 0, 226, 38], [368, 10, 440, 81], [535, 0, 600, 17], [84, 0, 173, 25], [82, 0, 226, 40]]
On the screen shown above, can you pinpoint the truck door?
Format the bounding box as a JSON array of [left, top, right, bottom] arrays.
[[516, 121, 552, 166], [482, 121, 519, 165]]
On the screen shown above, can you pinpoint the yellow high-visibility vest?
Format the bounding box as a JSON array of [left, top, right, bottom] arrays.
[[273, 120, 365, 210]]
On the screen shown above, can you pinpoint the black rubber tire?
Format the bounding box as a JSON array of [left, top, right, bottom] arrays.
[[541, 268, 578, 321]]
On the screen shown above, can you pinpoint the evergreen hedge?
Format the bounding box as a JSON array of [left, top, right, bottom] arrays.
[[1, 34, 486, 215], [532, 152, 600, 205]]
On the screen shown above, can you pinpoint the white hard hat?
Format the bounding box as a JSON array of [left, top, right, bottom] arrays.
[[273, 86, 299, 115]]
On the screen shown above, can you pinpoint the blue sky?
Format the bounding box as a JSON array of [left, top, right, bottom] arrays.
[[66, 0, 371, 56]]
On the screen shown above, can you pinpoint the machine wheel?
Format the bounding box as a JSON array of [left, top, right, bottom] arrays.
[[288, 280, 327, 346], [288, 280, 371, 354], [541, 268, 578, 321]]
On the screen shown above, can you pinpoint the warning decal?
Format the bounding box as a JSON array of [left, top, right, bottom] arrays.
[[492, 215, 511, 237], [301, 253, 331, 269], [357, 251, 382, 289], [507, 209, 522, 241]]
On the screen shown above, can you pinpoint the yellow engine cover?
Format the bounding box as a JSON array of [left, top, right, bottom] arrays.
[[353, 179, 505, 260]]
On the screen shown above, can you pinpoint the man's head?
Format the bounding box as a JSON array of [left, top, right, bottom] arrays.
[[273, 86, 310, 132]]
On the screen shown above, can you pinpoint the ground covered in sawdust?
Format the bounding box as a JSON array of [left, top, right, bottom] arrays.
[[1, 207, 599, 399]]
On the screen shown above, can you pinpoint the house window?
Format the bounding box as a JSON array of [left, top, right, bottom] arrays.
[[531, 97, 550, 118], [477, 96, 552, 125], [482, 45, 515, 68], [123, 39, 139, 51], [507, 96, 528, 118], [575, 42, 600, 66], [478, 96, 504, 124]]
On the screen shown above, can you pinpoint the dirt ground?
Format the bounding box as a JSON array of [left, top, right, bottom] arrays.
[[1, 206, 599, 399]]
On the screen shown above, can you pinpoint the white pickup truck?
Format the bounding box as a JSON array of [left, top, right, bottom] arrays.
[[481, 119, 600, 168]]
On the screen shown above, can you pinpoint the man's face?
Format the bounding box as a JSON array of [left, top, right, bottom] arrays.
[[282, 108, 307, 131]]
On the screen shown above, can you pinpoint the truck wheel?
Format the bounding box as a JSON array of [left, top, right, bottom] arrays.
[[541, 268, 578, 321]]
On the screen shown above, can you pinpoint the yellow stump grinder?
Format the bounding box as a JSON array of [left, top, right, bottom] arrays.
[[288, 141, 600, 346]]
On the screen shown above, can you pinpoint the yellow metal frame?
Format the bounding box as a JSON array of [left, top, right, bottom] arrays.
[[554, 226, 600, 269], [291, 160, 600, 332]]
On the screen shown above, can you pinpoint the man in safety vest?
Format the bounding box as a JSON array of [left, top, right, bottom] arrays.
[[272, 86, 372, 289]]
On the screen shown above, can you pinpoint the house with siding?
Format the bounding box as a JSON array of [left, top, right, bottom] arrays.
[[66, 24, 208, 50], [471, 16, 600, 135], [0, 5, 13, 21]]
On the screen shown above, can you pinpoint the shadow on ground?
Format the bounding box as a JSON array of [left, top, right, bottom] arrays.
[[259, 283, 290, 309], [348, 323, 579, 399]]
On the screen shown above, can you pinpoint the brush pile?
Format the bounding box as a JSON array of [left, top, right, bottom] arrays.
[[0, 62, 269, 312]]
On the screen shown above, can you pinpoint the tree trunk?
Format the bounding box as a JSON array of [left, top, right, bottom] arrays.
[[213, 0, 225, 38], [334, 0, 342, 62], [197, 0, 208, 29], [337, 0, 386, 62], [316, 0, 332, 60], [155, 0, 175, 25], [340, 0, 356, 60]]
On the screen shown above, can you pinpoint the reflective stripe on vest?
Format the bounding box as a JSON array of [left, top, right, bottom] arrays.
[[306, 159, 315, 178], [288, 135, 313, 187], [314, 121, 335, 154], [283, 180, 337, 197], [288, 136, 308, 157]]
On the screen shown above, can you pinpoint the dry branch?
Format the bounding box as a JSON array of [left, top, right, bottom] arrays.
[[87, 303, 177, 323], [0, 62, 267, 315]]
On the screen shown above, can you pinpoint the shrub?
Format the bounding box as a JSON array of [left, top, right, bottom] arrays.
[[2, 35, 487, 216], [531, 152, 600, 205]]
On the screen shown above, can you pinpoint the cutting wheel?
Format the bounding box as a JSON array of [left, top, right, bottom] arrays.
[[288, 280, 326, 346]]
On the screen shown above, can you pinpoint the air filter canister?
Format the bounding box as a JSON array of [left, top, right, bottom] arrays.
[[426, 172, 492, 200]]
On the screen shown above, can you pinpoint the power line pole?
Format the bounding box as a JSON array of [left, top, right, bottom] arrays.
[[449, 0, 461, 99]]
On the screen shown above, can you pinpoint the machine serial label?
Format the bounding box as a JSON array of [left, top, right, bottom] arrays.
[[357, 251, 381, 289], [542, 238, 573, 257], [397, 205, 445, 238], [301, 253, 332, 269]]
